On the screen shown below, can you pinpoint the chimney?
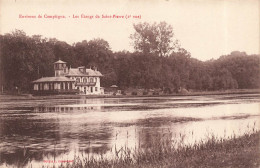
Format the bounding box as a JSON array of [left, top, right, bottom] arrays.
[[93, 66, 97, 71]]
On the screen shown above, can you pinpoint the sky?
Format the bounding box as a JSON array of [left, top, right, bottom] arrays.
[[0, 0, 259, 61]]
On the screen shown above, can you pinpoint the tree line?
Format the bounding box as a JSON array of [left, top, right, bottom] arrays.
[[0, 23, 259, 93]]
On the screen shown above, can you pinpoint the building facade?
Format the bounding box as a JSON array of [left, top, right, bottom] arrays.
[[32, 60, 103, 95]]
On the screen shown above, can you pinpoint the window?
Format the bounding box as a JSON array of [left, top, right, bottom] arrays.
[[95, 87, 98, 91], [54, 83, 58, 90], [65, 82, 68, 90], [90, 78, 93, 83], [61, 82, 64, 89], [76, 78, 80, 83], [44, 83, 49, 90], [39, 83, 42, 90], [34, 84, 38, 90], [83, 77, 87, 83], [57, 83, 60, 89]]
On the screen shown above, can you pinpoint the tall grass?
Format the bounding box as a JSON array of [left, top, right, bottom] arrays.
[[54, 127, 260, 168]]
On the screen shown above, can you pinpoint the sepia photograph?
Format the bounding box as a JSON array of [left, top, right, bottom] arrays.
[[0, 0, 259, 167]]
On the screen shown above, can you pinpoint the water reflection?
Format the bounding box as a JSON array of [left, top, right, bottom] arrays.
[[0, 94, 259, 167], [0, 117, 62, 167]]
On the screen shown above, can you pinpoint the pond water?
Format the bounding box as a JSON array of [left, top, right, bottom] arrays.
[[0, 94, 259, 167]]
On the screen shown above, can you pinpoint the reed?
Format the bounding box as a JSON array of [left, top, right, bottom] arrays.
[[55, 127, 260, 168]]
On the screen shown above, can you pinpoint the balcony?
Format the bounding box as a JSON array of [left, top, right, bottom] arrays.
[[75, 82, 96, 86]]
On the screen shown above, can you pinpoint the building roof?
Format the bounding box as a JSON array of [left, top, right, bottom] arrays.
[[32, 76, 74, 83], [54, 60, 66, 64], [66, 68, 103, 77]]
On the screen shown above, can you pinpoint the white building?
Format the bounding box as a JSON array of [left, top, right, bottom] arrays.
[[32, 60, 103, 95]]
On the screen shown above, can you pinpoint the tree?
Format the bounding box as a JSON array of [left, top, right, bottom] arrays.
[[130, 22, 179, 57], [1, 29, 259, 93], [74, 38, 112, 70]]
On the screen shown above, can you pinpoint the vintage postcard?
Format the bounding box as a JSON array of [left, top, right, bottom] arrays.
[[0, 0, 259, 167]]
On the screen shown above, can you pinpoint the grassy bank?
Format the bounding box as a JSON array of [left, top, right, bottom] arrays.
[[57, 130, 260, 168]]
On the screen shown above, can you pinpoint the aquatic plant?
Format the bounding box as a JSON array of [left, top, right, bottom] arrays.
[[53, 127, 260, 168]]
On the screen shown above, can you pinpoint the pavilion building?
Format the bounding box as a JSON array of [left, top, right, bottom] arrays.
[[32, 60, 103, 95]]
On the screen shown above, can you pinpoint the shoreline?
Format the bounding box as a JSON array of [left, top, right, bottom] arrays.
[[1, 89, 260, 100], [0, 89, 260, 100]]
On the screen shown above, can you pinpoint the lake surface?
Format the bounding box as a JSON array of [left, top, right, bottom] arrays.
[[0, 94, 259, 167]]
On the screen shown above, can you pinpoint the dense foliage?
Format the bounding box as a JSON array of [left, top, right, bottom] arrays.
[[130, 22, 179, 57], [0, 29, 259, 93]]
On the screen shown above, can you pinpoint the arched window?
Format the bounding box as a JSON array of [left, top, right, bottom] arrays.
[[83, 77, 87, 83], [90, 78, 93, 83], [76, 78, 80, 83]]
